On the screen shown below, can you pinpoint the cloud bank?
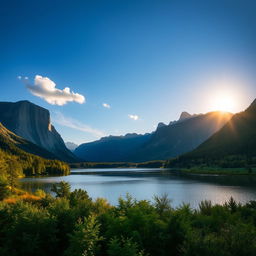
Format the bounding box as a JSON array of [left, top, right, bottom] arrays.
[[53, 112, 106, 138], [128, 114, 139, 120], [102, 103, 111, 109], [26, 75, 85, 106]]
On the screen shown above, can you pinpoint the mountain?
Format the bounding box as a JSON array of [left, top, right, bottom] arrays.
[[0, 101, 76, 162], [0, 122, 69, 176], [169, 99, 256, 167], [130, 111, 233, 162], [157, 122, 166, 129], [74, 111, 232, 162], [179, 111, 192, 121], [74, 133, 152, 162], [65, 142, 79, 152], [0, 122, 58, 159], [168, 112, 199, 126]]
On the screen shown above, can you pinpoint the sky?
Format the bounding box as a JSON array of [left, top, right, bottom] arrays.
[[1, 0, 256, 144]]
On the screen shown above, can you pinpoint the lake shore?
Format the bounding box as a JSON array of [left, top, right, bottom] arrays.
[[176, 167, 256, 175]]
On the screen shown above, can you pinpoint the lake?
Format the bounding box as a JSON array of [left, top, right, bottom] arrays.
[[21, 168, 256, 208]]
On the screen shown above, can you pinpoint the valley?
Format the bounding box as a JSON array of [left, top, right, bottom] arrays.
[[2, 2, 256, 255]]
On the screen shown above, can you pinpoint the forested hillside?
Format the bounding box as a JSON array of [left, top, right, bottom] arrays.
[[167, 99, 256, 169], [0, 122, 70, 188]]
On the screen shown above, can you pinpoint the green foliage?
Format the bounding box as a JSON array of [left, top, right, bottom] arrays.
[[51, 181, 71, 198], [34, 189, 46, 198], [108, 237, 144, 256], [69, 189, 90, 206], [6, 158, 23, 189], [65, 215, 102, 256], [0, 124, 70, 187], [70, 160, 165, 169], [1, 184, 256, 256], [0, 177, 11, 200], [198, 200, 212, 215], [153, 194, 172, 216], [0, 145, 70, 196]]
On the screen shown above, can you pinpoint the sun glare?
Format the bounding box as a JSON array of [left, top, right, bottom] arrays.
[[214, 95, 236, 112], [205, 76, 247, 114]]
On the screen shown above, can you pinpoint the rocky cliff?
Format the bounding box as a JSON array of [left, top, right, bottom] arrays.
[[0, 122, 58, 159], [0, 101, 76, 162]]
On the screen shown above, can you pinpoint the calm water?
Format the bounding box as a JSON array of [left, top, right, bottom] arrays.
[[21, 168, 256, 208]]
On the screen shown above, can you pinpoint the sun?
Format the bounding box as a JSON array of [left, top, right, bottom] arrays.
[[213, 94, 236, 113]]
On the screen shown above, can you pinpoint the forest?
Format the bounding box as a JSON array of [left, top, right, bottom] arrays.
[[0, 131, 70, 182], [0, 180, 256, 256], [70, 160, 165, 169], [166, 154, 256, 173]]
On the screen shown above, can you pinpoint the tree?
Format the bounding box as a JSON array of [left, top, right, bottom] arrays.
[[51, 181, 71, 198], [108, 237, 147, 256], [69, 189, 90, 206], [64, 215, 102, 256], [0, 177, 11, 200], [6, 159, 22, 190], [153, 194, 172, 216]]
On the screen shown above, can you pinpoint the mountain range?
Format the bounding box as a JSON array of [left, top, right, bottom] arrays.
[[74, 133, 152, 162], [74, 111, 232, 162], [1, 99, 255, 168]]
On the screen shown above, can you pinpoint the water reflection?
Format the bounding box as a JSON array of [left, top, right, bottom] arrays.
[[21, 168, 256, 208]]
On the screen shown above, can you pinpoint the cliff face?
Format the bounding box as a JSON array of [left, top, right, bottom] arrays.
[[0, 122, 58, 159], [0, 101, 76, 162]]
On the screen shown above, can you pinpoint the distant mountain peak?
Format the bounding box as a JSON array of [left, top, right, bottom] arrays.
[[65, 142, 78, 152], [157, 122, 166, 129], [124, 133, 139, 138], [179, 111, 192, 121]]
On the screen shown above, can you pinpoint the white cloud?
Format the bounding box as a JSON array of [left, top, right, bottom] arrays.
[[102, 103, 111, 109], [53, 112, 106, 139], [26, 75, 85, 106], [17, 75, 29, 81], [128, 114, 139, 120]]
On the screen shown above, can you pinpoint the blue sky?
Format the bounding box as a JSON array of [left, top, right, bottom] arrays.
[[1, 0, 256, 144]]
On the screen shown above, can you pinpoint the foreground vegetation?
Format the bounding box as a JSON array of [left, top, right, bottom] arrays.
[[0, 181, 256, 256]]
